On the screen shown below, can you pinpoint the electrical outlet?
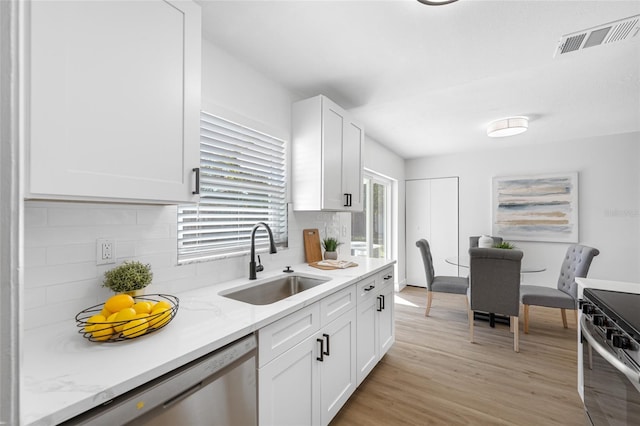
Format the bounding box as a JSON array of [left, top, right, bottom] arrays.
[[97, 239, 115, 265]]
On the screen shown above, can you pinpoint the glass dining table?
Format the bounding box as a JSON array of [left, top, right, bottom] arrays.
[[445, 255, 546, 273]]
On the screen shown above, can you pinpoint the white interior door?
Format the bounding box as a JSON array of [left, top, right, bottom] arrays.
[[406, 178, 459, 287]]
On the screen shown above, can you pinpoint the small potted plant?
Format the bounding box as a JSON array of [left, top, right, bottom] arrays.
[[494, 241, 516, 249], [322, 237, 342, 260], [103, 261, 153, 295]]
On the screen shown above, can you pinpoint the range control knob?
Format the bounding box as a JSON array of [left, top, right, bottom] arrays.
[[593, 315, 606, 327], [612, 334, 631, 350], [582, 304, 596, 315]]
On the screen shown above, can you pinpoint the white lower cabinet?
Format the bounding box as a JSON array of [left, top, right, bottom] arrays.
[[258, 270, 394, 426], [356, 267, 395, 386], [258, 286, 356, 426]]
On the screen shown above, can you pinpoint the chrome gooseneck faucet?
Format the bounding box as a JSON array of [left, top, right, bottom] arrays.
[[249, 222, 277, 280]]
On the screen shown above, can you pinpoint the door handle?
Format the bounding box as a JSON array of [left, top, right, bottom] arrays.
[[377, 295, 383, 312], [380, 294, 385, 310], [344, 193, 352, 207], [316, 338, 325, 362], [323, 333, 330, 356], [192, 167, 200, 195]]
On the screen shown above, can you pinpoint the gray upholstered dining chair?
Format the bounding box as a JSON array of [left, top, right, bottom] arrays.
[[415, 239, 469, 317], [469, 236, 503, 248], [468, 247, 523, 352], [521, 244, 600, 334]]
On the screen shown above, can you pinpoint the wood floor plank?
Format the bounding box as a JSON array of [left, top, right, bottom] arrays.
[[331, 286, 585, 426]]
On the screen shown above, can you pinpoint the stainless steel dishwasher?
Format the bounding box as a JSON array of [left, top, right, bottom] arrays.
[[63, 333, 257, 426]]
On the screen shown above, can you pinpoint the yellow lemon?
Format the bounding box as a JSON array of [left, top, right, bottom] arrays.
[[132, 301, 152, 315], [122, 318, 149, 338], [104, 293, 135, 313], [91, 323, 113, 341], [151, 300, 171, 312], [85, 314, 106, 333], [99, 307, 112, 318], [113, 307, 137, 332], [148, 307, 171, 329], [107, 312, 119, 323]]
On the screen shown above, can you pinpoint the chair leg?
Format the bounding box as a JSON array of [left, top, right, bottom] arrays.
[[465, 296, 470, 325], [524, 304, 529, 334], [469, 309, 474, 343], [425, 290, 433, 316], [512, 316, 519, 353], [561, 309, 568, 328]]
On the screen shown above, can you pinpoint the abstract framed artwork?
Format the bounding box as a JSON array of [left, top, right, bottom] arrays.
[[492, 172, 579, 243]]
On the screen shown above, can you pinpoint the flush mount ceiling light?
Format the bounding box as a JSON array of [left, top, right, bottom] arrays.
[[486, 116, 529, 138], [417, 0, 458, 5]]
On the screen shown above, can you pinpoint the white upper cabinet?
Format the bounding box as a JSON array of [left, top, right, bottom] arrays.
[[292, 95, 363, 211], [25, 0, 201, 204]]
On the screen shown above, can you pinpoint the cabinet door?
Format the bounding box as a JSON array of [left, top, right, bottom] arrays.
[[321, 99, 347, 210], [320, 309, 357, 425], [378, 282, 395, 356], [342, 120, 364, 211], [28, 0, 200, 203], [356, 294, 379, 386], [259, 337, 320, 426]]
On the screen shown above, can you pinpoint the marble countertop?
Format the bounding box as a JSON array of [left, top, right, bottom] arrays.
[[22, 257, 395, 425]]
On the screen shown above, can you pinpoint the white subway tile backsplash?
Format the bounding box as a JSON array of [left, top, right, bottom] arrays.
[[25, 262, 98, 288], [46, 243, 95, 265], [23, 200, 340, 330], [24, 206, 48, 227]]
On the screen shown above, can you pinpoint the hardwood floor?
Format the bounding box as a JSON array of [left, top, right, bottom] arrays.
[[331, 285, 585, 426]]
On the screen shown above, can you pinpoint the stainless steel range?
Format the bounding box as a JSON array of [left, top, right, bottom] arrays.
[[581, 288, 640, 425]]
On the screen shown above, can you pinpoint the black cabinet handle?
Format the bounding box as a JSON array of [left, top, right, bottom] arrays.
[[384, 274, 392, 281], [192, 167, 200, 195], [316, 338, 324, 362], [380, 294, 385, 310], [344, 193, 352, 207], [364, 285, 375, 292], [377, 295, 383, 312], [323, 333, 330, 356]]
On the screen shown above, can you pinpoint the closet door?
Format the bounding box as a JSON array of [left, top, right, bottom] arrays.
[[406, 178, 459, 287]]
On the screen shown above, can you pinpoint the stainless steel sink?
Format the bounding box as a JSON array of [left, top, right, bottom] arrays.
[[220, 275, 330, 305]]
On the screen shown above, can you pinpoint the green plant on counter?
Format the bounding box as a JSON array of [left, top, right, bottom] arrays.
[[322, 237, 342, 252], [103, 261, 153, 293], [494, 241, 516, 249]]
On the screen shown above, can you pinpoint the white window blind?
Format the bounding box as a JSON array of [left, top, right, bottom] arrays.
[[178, 111, 287, 263]]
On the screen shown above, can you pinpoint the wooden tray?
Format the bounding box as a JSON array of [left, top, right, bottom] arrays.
[[309, 260, 358, 270]]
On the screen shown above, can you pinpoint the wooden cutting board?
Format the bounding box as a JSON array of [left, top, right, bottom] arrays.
[[303, 229, 323, 263]]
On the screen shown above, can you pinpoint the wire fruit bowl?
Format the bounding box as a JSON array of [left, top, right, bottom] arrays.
[[75, 294, 179, 343]]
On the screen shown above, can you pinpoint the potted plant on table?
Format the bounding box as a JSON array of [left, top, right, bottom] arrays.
[[103, 260, 153, 296], [322, 237, 342, 260], [494, 241, 516, 249]]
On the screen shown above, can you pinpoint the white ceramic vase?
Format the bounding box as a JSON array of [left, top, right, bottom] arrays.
[[478, 235, 494, 248]]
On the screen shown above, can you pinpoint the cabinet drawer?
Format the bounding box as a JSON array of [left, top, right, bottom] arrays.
[[320, 285, 356, 327], [258, 304, 321, 367], [356, 275, 378, 302], [379, 267, 394, 289]]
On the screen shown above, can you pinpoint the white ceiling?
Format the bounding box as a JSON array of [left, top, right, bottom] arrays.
[[199, 0, 640, 159]]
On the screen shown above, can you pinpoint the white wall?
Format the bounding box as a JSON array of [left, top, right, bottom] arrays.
[[363, 136, 406, 289], [405, 132, 640, 286], [22, 39, 345, 330]]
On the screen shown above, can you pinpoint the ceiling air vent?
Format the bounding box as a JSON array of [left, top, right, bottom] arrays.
[[554, 14, 640, 57]]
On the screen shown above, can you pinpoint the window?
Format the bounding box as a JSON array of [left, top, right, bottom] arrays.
[[351, 171, 392, 259], [178, 112, 287, 263]]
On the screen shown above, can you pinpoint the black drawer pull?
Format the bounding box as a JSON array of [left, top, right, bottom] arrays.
[[323, 333, 330, 356], [364, 285, 375, 292], [377, 295, 383, 312], [317, 338, 324, 362]]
